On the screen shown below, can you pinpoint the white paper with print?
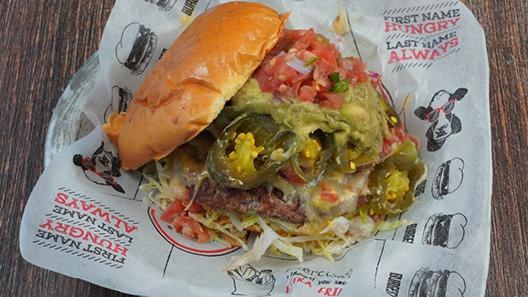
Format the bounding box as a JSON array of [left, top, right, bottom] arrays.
[[20, 0, 491, 296]]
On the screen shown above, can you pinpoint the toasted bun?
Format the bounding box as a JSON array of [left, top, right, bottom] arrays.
[[105, 2, 287, 170]]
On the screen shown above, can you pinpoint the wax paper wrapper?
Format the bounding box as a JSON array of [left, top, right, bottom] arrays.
[[20, 0, 491, 296]]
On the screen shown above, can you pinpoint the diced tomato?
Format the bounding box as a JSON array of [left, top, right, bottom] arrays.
[[298, 85, 317, 102], [187, 202, 205, 213], [172, 214, 211, 243], [320, 180, 332, 191], [343, 57, 369, 86], [394, 126, 410, 141], [320, 192, 339, 203], [291, 80, 304, 97], [297, 49, 318, 63], [320, 181, 339, 203], [272, 56, 289, 79], [356, 70, 369, 83], [349, 57, 366, 71], [160, 200, 185, 223], [338, 58, 351, 71], [181, 224, 194, 238], [171, 218, 183, 232], [196, 230, 211, 243], [314, 49, 339, 71], [382, 128, 399, 157], [282, 164, 306, 185], [319, 92, 344, 109], [312, 67, 331, 90], [293, 29, 316, 50], [314, 58, 335, 78], [178, 215, 196, 227], [280, 67, 298, 83], [160, 189, 210, 243], [260, 77, 283, 93], [381, 139, 395, 157], [291, 73, 309, 84], [382, 126, 416, 157]]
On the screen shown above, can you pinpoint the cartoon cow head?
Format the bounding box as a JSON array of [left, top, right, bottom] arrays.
[[73, 142, 124, 193], [415, 88, 467, 151]]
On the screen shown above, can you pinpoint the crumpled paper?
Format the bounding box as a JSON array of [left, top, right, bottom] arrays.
[[20, 0, 491, 296]]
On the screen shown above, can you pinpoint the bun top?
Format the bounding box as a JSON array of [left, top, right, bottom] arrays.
[[105, 2, 287, 170]]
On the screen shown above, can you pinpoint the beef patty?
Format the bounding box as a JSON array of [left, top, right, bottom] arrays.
[[192, 179, 306, 224]]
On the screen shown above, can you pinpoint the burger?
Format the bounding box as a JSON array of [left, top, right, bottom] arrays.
[[103, 2, 425, 268], [408, 268, 466, 297], [432, 158, 464, 200], [104, 86, 133, 122], [422, 213, 467, 249], [115, 22, 157, 75], [145, 0, 177, 11]]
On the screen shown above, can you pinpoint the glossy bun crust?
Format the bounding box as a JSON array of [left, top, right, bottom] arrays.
[[105, 2, 287, 169]]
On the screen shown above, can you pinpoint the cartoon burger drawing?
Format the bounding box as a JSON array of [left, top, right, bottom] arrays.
[[432, 158, 464, 200], [408, 268, 466, 297], [144, 0, 177, 11], [104, 86, 133, 122], [422, 213, 467, 249], [115, 22, 157, 75]]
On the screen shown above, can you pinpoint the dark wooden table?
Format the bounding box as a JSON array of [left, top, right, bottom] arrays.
[[1, 1, 526, 296]]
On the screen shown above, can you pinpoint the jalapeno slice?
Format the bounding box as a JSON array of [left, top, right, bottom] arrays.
[[206, 113, 298, 190], [291, 131, 335, 183], [206, 106, 243, 138], [334, 142, 379, 173], [360, 140, 425, 216]]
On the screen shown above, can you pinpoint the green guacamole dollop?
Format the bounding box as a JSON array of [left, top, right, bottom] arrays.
[[231, 79, 387, 156]]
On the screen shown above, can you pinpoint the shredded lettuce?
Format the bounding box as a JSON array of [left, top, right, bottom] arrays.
[[271, 239, 303, 262], [374, 219, 411, 232], [224, 219, 279, 271], [314, 240, 334, 261], [282, 235, 333, 243], [348, 216, 375, 239], [325, 237, 355, 254], [190, 213, 248, 250], [267, 218, 298, 233], [141, 160, 186, 211], [319, 217, 350, 239], [225, 217, 303, 271], [241, 215, 259, 228], [228, 212, 244, 232]]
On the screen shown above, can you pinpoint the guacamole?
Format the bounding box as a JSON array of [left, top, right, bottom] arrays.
[[231, 79, 387, 157]]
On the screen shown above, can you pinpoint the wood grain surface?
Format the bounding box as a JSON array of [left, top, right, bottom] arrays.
[[0, 0, 526, 296]]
